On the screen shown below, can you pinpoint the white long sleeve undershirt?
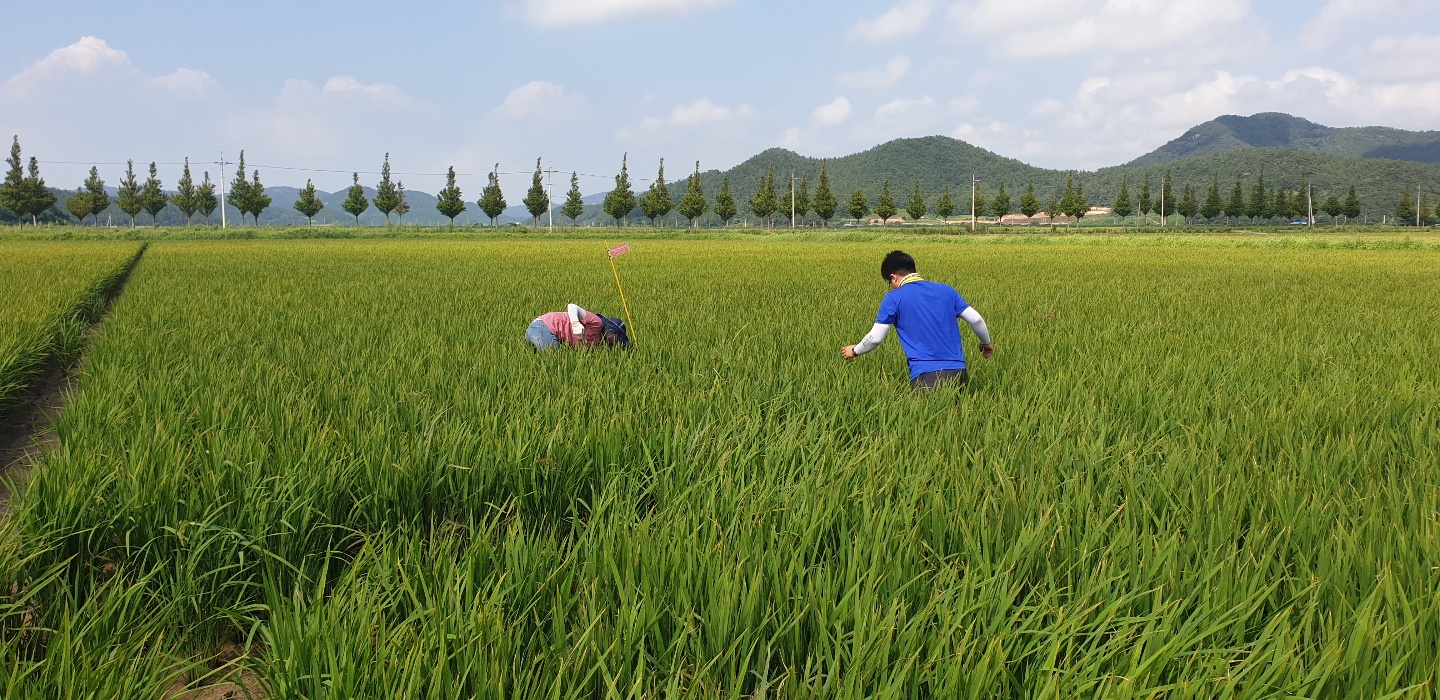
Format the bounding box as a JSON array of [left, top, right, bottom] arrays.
[[566, 303, 590, 325], [852, 307, 991, 356]]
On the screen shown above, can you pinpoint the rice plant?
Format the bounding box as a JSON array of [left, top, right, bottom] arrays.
[[3, 238, 1438, 697], [0, 241, 142, 416]]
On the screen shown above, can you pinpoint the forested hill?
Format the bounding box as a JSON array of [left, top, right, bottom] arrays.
[[691, 137, 1061, 209], [681, 136, 1439, 221], [1127, 113, 1440, 167]]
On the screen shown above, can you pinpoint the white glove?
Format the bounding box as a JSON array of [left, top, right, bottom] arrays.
[[571, 322, 585, 337]]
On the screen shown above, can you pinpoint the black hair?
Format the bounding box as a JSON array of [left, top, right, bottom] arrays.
[[880, 250, 916, 280]]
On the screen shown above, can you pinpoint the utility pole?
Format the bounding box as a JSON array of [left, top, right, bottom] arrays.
[[1419, 187, 1423, 228], [218, 151, 229, 229], [1159, 174, 1166, 228], [1307, 176, 1314, 229], [791, 172, 796, 229], [546, 163, 555, 234], [971, 174, 978, 233]]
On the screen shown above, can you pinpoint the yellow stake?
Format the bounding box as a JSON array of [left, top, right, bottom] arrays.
[[604, 241, 637, 348]]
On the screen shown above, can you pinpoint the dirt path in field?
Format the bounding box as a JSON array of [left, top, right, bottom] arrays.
[[0, 245, 147, 513]]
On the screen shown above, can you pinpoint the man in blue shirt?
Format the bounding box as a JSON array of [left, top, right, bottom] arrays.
[[842, 250, 994, 391]]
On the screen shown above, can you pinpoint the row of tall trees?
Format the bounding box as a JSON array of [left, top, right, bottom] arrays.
[[6, 135, 1438, 228], [1106, 171, 1371, 226], [0, 137, 56, 225]]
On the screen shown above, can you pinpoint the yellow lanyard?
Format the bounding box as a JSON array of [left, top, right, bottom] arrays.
[[898, 274, 925, 287]]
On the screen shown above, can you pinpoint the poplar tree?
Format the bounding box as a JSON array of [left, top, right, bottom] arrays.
[[524, 158, 550, 226], [847, 190, 869, 224], [677, 161, 708, 230], [1020, 181, 1042, 218], [1420, 192, 1433, 226], [1224, 180, 1245, 225], [294, 179, 324, 226], [395, 182, 409, 226], [173, 158, 198, 226], [1201, 177, 1223, 222], [245, 169, 271, 226], [1058, 174, 1077, 223], [117, 159, 144, 227], [873, 181, 897, 225], [0, 137, 25, 223], [141, 162, 166, 227], [1395, 186, 1416, 224], [84, 166, 108, 227], [1322, 193, 1343, 225], [1111, 176, 1132, 223], [1178, 184, 1199, 224], [373, 153, 400, 225], [812, 162, 838, 227], [748, 165, 778, 227], [196, 172, 217, 225], [639, 158, 673, 227], [905, 182, 927, 222], [65, 187, 93, 224], [560, 172, 584, 226], [1071, 184, 1089, 224], [971, 183, 986, 223], [989, 182, 1011, 220], [1246, 170, 1267, 222], [1137, 175, 1152, 221], [479, 166, 507, 227], [342, 172, 370, 226], [713, 176, 737, 227], [23, 157, 56, 225], [1059, 173, 1088, 225], [1342, 186, 1361, 222], [228, 152, 252, 226], [936, 185, 956, 222], [436, 166, 467, 229], [602, 154, 635, 227]]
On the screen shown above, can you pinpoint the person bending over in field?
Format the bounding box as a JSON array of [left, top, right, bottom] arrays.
[[842, 250, 994, 391], [526, 304, 631, 350]]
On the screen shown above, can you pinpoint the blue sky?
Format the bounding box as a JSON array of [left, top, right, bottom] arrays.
[[3, 0, 1439, 196]]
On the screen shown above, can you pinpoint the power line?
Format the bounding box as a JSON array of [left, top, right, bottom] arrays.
[[37, 160, 647, 182]]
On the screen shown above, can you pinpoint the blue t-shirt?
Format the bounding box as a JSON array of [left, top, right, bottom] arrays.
[[876, 280, 970, 380]]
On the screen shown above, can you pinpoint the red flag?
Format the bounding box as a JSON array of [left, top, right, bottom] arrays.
[[608, 243, 630, 258]]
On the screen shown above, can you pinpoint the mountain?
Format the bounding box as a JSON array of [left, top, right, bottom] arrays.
[[1128, 113, 1440, 167]]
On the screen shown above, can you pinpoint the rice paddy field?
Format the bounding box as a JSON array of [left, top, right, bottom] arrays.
[[0, 242, 141, 416], [2, 236, 1439, 698]]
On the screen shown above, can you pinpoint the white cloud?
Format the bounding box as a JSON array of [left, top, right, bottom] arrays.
[[155, 68, 220, 93], [1361, 35, 1440, 82], [1030, 98, 1063, 117], [524, 0, 731, 27], [1300, 0, 1431, 48], [489, 81, 589, 120], [3, 36, 126, 90], [849, 95, 985, 144], [811, 97, 853, 127], [850, 0, 933, 42], [839, 56, 912, 89], [669, 98, 753, 126], [949, 0, 1259, 61], [2, 36, 216, 100]]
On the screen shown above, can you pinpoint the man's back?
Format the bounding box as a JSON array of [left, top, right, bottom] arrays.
[[877, 280, 969, 379]]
